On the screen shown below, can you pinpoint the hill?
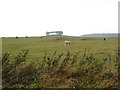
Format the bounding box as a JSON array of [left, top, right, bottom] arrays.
[[80, 33, 118, 38]]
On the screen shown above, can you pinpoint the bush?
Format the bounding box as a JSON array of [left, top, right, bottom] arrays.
[[2, 49, 119, 88]]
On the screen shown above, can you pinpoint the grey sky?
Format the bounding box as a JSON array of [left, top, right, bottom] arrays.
[[0, 0, 119, 37]]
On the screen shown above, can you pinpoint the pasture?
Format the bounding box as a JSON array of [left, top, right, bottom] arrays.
[[2, 36, 119, 88], [2, 36, 118, 60]]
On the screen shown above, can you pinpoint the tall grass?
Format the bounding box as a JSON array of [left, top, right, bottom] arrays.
[[2, 49, 119, 88]]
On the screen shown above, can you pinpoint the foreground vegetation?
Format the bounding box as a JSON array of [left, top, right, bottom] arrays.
[[2, 49, 119, 88], [2, 37, 119, 88]]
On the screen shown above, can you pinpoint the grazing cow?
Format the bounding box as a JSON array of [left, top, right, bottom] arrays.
[[104, 38, 106, 41], [64, 41, 71, 46]]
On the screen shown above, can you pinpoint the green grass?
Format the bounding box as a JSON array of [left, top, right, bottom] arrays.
[[2, 36, 118, 60]]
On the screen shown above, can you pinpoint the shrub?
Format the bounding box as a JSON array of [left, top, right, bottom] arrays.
[[2, 49, 119, 88]]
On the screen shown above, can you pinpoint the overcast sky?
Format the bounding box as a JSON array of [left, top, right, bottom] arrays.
[[0, 0, 119, 37]]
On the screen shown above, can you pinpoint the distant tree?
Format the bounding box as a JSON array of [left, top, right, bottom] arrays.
[[46, 32, 49, 36], [46, 31, 63, 36], [25, 36, 28, 38], [16, 36, 18, 38]]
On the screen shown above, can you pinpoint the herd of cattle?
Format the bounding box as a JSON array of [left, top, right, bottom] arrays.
[[64, 38, 106, 46], [2, 37, 106, 46]]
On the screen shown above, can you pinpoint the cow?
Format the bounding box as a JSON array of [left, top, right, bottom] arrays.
[[64, 41, 71, 46], [104, 38, 106, 41]]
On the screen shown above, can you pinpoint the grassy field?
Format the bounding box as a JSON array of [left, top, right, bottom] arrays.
[[2, 36, 119, 88], [2, 36, 118, 59]]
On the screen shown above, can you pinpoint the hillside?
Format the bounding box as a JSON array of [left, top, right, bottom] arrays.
[[80, 33, 119, 38]]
